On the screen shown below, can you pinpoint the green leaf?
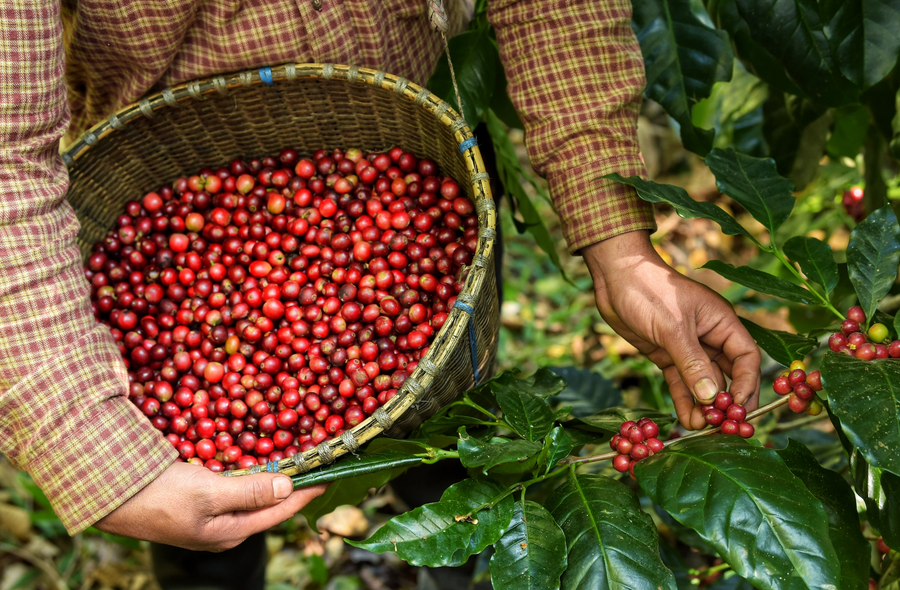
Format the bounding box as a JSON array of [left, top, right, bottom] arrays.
[[636, 436, 842, 589], [495, 382, 555, 442], [631, 0, 734, 155], [784, 236, 840, 293], [739, 317, 818, 367], [486, 110, 564, 274], [701, 260, 819, 304], [606, 173, 759, 246], [820, 0, 900, 89], [827, 104, 871, 159], [298, 445, 423, 533], [541, 426, 575, 474], [882, 553, 900, 590], [489, 51, 523, 130], [547, 472, 676, 590], [851, 449, 900, 552], [427, 27, 496, 124], [734, 0, 859, 107], [490, 501, 567, 590], [547, 367, 622, 418], [705, 148, 794, 235], [291, 450, 422, 489], [573, 407, 676, 433], [457, 428, 543, 473], [494, 368, 567, 399], [847, 205, 900, 323], [347, 478, 513, 567], [708, 0, 805, 96], [894, 312, 900, 343], [892, 87, 900, 160], [820, 353, 900, 477], [776, 440, 869, 590]]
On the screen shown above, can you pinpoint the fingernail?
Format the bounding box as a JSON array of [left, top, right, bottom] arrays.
[[273, 477, 292, 500], [693, 378, 718, 403]]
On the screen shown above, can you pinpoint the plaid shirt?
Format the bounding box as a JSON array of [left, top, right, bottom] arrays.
[[0, 0, 652, 534]]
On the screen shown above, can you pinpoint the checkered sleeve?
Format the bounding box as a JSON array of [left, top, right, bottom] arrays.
[[0, 0, 177, 534], [488, 0, 656, 254]]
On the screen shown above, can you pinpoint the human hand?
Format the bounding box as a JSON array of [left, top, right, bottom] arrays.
[[95, 461, 326, 551], [582, 231, 761, 430]]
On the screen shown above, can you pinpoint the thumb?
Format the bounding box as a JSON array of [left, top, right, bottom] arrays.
[[214, 473, 294, 513], [668, 337, 720, 405]]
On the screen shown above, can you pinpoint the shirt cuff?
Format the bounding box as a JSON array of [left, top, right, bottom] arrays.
[[547, 152, 656, 254]]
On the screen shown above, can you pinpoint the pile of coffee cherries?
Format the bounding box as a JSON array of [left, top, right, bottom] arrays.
[[772, 360, 824, 414], [610, 418, 664, 476], [700, 391, 754, 438], [85, 146, 479, 471], [828, 306, 900, 360]]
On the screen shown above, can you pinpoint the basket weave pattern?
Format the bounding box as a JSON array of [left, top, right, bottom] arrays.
[[64, 63, 499, 477]]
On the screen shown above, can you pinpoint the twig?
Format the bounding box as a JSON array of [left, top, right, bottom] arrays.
[[563, 395, 793, 466], [0, 543, 68, 590]]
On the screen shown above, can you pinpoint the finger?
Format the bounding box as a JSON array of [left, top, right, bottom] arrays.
[[664, 328, 721, 405], [221, 483, 328, 538], [718, 326, 762, 409], [212, 473, 301, 513], [665, 366, 709, 430]]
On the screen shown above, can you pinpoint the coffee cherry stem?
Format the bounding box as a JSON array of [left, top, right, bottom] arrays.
[[564, 395, 793, 467]]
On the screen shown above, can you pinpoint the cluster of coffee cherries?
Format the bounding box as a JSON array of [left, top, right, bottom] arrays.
[[85, 146, 479, 471], [828, 306, 900, 361], [772, 360, 825, 414], [610, 418, 664, 476], [700, 390, 754, 438]]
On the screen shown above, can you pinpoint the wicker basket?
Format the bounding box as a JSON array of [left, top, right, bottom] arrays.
[[63, 63, 499, 478]]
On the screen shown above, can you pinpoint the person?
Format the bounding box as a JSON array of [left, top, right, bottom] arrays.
[[0, 0, 760, 565]]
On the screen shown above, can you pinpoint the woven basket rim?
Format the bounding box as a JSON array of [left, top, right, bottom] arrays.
[[64, 62, 497, 479]]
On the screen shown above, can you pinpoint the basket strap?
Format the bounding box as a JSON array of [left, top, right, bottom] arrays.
[[453, 300, 480, 383]]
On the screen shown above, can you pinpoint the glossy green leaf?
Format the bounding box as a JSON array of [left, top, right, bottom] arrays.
[[291, 450, 422, 489], [547, 472, 676, 590], [495, 382, 555, 442], [631, 0, 733, 155], [606, 174, 759, 245], [347, 478, 513, 567], [494, 368, 567, 399], [457, 427, 542, 474], [819, 0, 900, 89], [636, 436, 841, 589], [784, 236, 840, 293], [573, 407, 676, 433], [416, 413, 497, 438], [489, 48, 523, 130], [739, 317, 818, 367], [547, 367, 622, 417], [490, 501, 567, 590], [486, 110, 564, 273], [734, 0, 859, 107], [541, 426, 575, 474], [705, 148, 794, 235], [821, 353, 900, 477], [847, 205, 900, 323], [891, 88, 900, 159], [427, 27, 496, 124], [701, 260, 819, 304], [298, 442, 424, 533], [828, 104, 871, 159], [850, 449, 900, 550], [707, 0, 805, 96], [777, 441, 869, 590]]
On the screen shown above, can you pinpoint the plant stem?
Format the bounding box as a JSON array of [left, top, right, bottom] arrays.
[[471, 464, 571, 514], [770, 411, 827, 432], [771, 247, 845, 321], [563, 395, 793, 466], [463, 398, 500, 420]]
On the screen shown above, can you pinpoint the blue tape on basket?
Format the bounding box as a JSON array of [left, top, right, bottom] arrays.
[[266, 461, 279, 473], [453, 301, 479, 383], [259, 67, 274, 86], [458, 137, 478, 153]]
